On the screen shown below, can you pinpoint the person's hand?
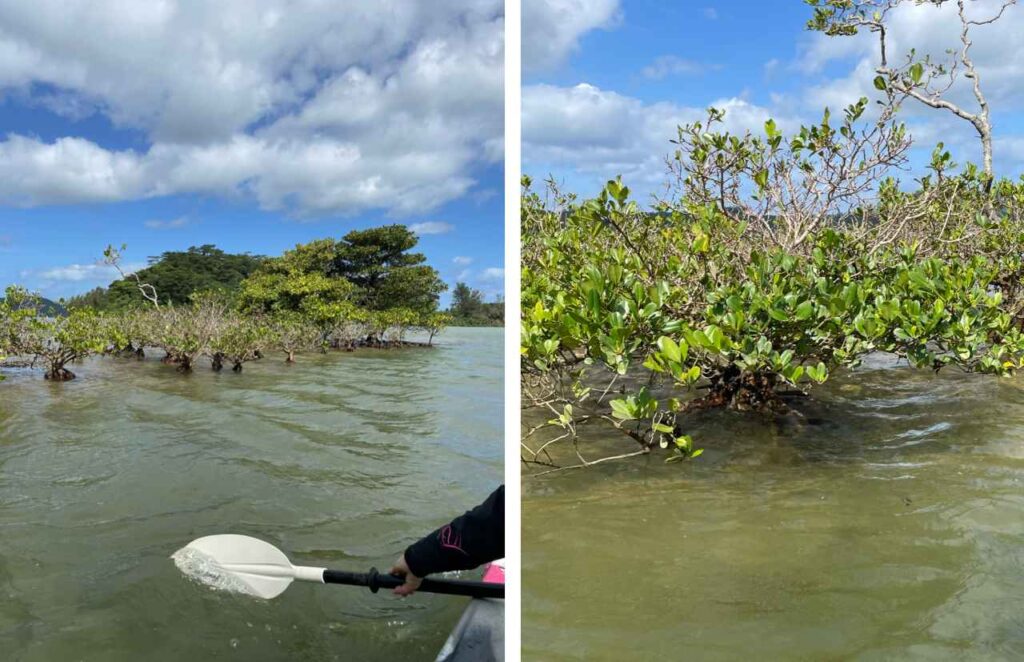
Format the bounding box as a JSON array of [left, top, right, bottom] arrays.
[[390, 554, 423, 596]]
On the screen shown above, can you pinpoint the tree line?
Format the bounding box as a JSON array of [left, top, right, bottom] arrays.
[[0, 224, 492, 381]]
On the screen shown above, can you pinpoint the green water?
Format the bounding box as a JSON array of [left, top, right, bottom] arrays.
[[523, 354, 1024, 661], [0, 327, 502, 662]]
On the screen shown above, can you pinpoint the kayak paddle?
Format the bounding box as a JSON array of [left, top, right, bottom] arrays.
[[173, 534, 504, 600]]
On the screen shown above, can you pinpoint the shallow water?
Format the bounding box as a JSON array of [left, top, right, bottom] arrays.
[[522, 354, 1024, 661], [0, 327, 502, 661]]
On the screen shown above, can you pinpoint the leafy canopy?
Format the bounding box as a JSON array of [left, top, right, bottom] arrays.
[[334, 225, 447, 314], [239, 226, 446, 317]]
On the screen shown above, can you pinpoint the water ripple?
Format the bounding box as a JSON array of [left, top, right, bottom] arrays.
[[0, 328, 502, 660], [523, 357, 1024, 660]]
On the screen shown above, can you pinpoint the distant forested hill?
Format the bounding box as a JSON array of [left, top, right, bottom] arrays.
[[67, 245, 265, 310]]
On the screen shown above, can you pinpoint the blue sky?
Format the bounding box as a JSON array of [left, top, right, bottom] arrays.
[[0, 2, 504, 305], [523, 0, 1024, 202], [528, 2, 812, 102]]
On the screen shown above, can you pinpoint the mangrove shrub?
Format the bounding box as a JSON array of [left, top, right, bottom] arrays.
[[522, 114, 1024, 468]]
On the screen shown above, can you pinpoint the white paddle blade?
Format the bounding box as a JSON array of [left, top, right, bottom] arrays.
[[179, 534, 296, 599]]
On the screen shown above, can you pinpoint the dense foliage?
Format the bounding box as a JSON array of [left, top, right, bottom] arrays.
[[240, 226, 446, 318], [238, 241, 359, 342], [333, 225, 447, 314]]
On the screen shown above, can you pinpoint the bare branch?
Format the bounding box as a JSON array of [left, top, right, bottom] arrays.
[[103, 245, 160, 308], [525, 449, 651, 477]]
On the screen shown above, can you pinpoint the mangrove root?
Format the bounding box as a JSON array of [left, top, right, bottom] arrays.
[[44, 367, 75, 381]]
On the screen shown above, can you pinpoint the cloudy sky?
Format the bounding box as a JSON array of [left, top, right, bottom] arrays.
[[523, 0, 1024, 202], [0, 0, 504, 303]]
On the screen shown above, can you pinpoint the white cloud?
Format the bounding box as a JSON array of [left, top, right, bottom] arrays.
[[523, 82, 796, 196], [703, 8, 719, 20], [409, 221, 455, 235], [453, 256, 474, 265], [471, 188, 499, 205], [27, 89, 99, 121], [642, 56, 720, 80], [801, 58, 878, 114], [144, 216, 190, 230], [0, 1, 503, 217], [523, 0, 620, 72], [0, 135, 146, 205], [481, 267, 504, 280], [36, 262, 144, 283]]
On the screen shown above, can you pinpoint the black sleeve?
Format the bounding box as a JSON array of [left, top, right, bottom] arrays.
[[404, 485, 504, 578]]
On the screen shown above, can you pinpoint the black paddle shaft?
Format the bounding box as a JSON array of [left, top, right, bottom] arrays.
[[322, 567, 503, 600]]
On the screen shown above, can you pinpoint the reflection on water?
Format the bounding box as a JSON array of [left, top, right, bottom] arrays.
[[523, 355, 1024, 661], [0, 328, 502, 661]]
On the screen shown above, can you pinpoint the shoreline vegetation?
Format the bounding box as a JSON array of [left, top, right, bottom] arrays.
[[521, 0, 1024, 475], [1, 224, 501, 382]]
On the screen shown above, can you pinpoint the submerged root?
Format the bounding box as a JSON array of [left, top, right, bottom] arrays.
[[681, 367, 792, 414], [44, 366, 75, 381]]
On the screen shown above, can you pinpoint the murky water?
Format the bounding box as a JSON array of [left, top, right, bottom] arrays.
[[0, 327, 502, 662], [523, 354, 1024, 661]]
